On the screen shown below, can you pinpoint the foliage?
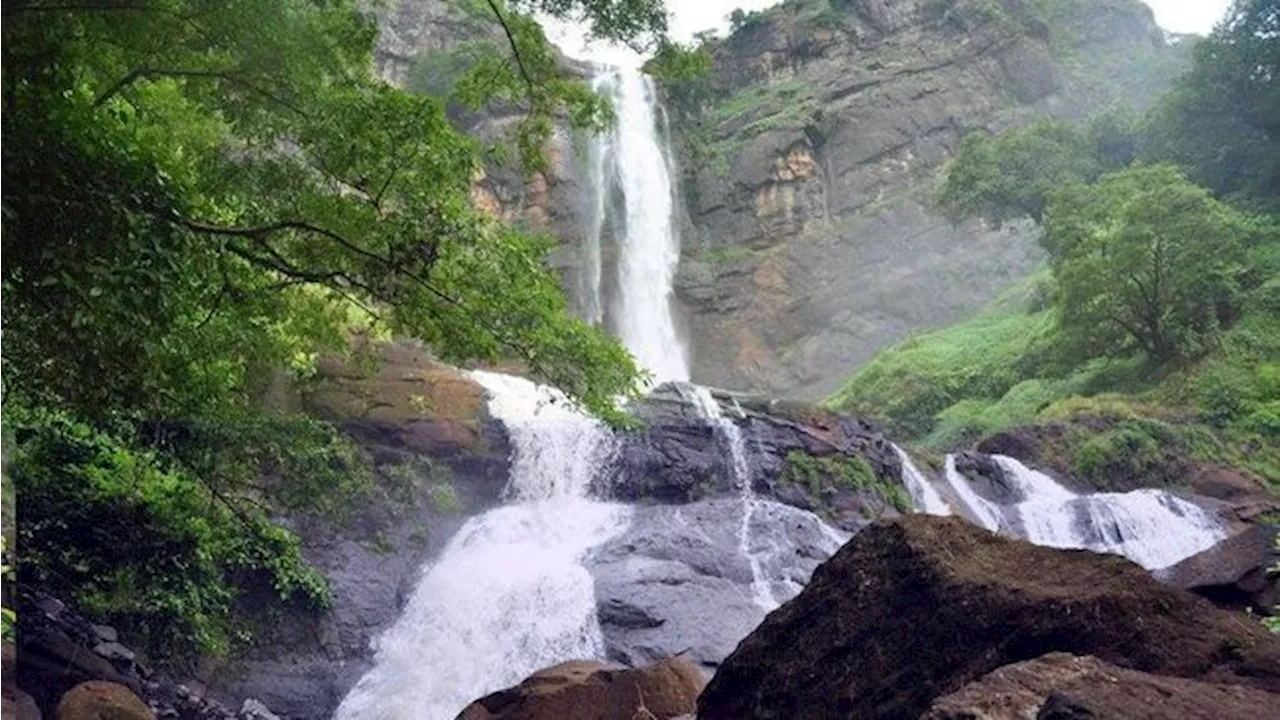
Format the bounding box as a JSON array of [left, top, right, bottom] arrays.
[[782, 451, 911, 512], [937, 120, 1100, 226], [1067, 419, 1177, 490], [9, 407, 329, 661], [1045, 165, 1249, 362], [1141, 0, 1279, 207], [1, 537, 14, 643], [643, 40, 714, 121]]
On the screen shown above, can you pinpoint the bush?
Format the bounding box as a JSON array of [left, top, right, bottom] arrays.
[[11, 408, 330, 662], [1067, 419, 1180, 490]]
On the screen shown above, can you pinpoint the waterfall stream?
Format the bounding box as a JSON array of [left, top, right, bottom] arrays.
[[334, 372, 629, 720]]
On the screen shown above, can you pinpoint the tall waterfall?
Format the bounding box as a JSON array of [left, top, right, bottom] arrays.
[[334, 372, 629, 720], [584, 65, 689, 382]]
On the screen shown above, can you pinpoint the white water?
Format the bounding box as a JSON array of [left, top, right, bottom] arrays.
[[688, 386, 775, 608], [334, 372, 629, 720], [893, 444, 951, 516], [587, 66, 689, 382], [940, 452, 1227, 570]]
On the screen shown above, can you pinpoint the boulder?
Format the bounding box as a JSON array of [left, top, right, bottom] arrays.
[[456, 656, 704, 720], [923, 653, 1279, 720], [697, 515, 1280, 720], [1161, 524, 1280, 612], [55, 682, 153, 720]]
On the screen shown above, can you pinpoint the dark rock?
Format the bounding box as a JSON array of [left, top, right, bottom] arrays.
[[697, 515, 1280, 720], [88, 626, 117, 645], [91, 643, 135, 665], [1161, 524, 1280, 613], [588, 498, 844, 672], [456, 657, 704, 720], [924, 653, 1279, 720], [953, 451, 1015, 503]]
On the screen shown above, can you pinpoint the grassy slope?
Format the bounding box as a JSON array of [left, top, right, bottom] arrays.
[[825, 255, 1280, 487]]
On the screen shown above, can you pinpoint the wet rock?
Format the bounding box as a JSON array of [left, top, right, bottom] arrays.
[[1161, 524, 1280, 613], [923, 653, 1280, 720], [587, 498, 843, 672], [237, 699, 280, 720], [456, 656, 704, 720], [91, 643, 135, 664], [697, 515, 1280, 720], [89, 626, 117, 645], [55, 681, 153, 720]]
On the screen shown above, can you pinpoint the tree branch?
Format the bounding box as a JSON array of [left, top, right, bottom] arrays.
[[484, 0, 535, 93], [94, 67, 305, 115]]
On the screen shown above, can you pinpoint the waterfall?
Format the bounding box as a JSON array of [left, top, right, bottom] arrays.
[[334, 372, 629, 720], [585, 65, 689, 382], [688, 386, 775, 609], [892, 444, 951, 516], [940, 453, 1227, 570]]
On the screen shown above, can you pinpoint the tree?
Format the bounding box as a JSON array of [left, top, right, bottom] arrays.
[[938, 120, 1100, 227], [1044, 165, 1249, 362], [1141, 0, 1279, 207], [1, 0, 671, 424]]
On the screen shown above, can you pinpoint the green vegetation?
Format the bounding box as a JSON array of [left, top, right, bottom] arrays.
[[3, 0, 670, 664], [782, 451, 912, 512], [831, 1, 1279, 488]]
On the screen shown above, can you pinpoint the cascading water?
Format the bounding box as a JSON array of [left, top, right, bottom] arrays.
[[941, 453, 1227, 570], [585, 65, 689, 382], [893, 444, 951, 516], [334, 372, 629, 720], [688, 386, 776, 609]]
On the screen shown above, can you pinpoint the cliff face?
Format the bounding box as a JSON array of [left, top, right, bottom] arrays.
[[667, 0, 1187, 399]]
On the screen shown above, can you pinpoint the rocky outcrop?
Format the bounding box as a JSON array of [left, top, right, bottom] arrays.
[[697, 515, 1280, 720], [212, 342, 513, 718], [923, 653, 1280, 720], [456, 657, 703, 720], [1162, 524, 1280, 613], [668, 0, 1188, 399], [14, 590, 279, 720]]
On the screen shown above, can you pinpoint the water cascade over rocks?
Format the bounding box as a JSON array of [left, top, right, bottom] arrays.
[[334, 372, 629, 720], [893, 444, 952, 516], [940, 453, 1228, 570]]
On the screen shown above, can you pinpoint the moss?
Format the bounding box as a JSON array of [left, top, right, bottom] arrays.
[[701, 244, 757, 264], [781, 451, 912, 513], [427, 482, 463, 514]]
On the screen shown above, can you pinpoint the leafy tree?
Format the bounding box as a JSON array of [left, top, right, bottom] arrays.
[[1044, 165, 1250, 362], [1141, 0, 1279, 206], [938, 120, 1100, 226]]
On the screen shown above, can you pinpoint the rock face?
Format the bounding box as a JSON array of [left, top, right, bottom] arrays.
[[923, 653, 1280, 720], [213, 342, 513, 718], [697, 515, 1280, 720], [667, 0, 1187, 399], [456, 657, 704, 720], [1161, 524, 1280, 613]]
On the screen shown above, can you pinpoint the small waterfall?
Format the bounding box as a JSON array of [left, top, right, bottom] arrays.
[[334, 372, 629, 720], [940, 453, 1227, 570], [688, 386, 775, 609], [585, 65, 689, 382], [892, 444, 951, 515]]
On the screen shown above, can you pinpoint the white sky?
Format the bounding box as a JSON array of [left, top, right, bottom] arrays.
[[665, 0, 1232, 42]]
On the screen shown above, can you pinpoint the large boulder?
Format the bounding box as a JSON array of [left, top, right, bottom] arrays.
[[456, 657, 704, 720], [923, 653, 1279, 720], [54, 682, 152, 720], [1161, 524, 1280, 613], [697, 515, 1280, 720]]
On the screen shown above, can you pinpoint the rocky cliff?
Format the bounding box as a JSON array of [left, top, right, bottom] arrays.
[[666, 0, 1189, 399]]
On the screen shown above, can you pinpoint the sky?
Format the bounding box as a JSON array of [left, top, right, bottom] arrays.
[[665, 0, 1232, 42]]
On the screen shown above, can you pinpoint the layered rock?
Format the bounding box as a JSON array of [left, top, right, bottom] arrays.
[[456, 657, 703, 720], [924, 653, 1280, 720], [668, 0, 1189, 399], [697, 514, 1280, 720]]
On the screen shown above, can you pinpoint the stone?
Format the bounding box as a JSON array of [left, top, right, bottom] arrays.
[[236, 698, 280, 720], [92, 643, 135, 664], [923, 653, 1280, 720], [456, 657, 704, 720], [89, 626, 117, 645], [697, 515, 1280, 720], [1160, 524, 1280, 612], [55, 681, 153, 720]]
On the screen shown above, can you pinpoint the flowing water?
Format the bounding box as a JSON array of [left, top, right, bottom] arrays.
[[893, 444, 952, 516], [940, 452, 1227, 570], [334, 372, 629, 720], [584, 65, 689, 382]]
